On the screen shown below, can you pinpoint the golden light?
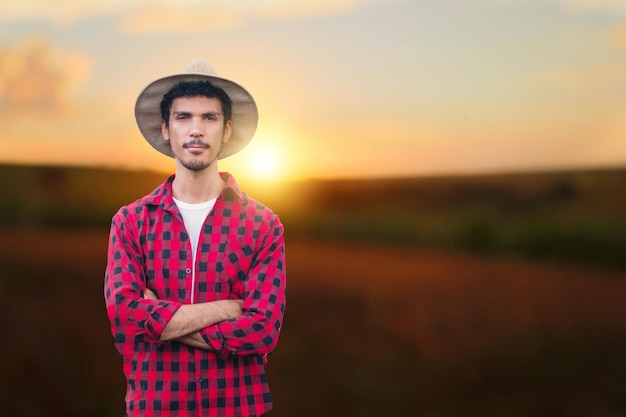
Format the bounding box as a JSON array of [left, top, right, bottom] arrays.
[[223, 136, 286, 182], [250, 146, 280, 179]]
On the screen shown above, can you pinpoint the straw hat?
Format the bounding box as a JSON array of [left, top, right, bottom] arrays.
[[134, 60, 258, 159]]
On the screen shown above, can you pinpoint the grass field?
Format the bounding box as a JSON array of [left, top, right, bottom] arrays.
[[1, 163, 626, 416], [2, 163, 625, 269]]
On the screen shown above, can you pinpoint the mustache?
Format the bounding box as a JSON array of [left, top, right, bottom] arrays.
[[182, 140, 209, 149]]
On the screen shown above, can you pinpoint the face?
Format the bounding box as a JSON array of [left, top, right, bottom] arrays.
[[161, 96, 232, 172]]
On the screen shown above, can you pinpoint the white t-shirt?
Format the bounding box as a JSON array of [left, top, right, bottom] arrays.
[[173, 197, 217, 303]]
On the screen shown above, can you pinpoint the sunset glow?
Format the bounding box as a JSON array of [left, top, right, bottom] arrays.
[[249, 149, 280, 179], [1, 0, 625, 180], [237, 140, 283, 182]]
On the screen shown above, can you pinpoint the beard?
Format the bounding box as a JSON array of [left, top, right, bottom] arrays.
[[181, 158, 212, 172], [179, 141, 223, 172]]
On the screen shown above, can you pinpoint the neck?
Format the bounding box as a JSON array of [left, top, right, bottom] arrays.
[[172, 163, 225, 204]]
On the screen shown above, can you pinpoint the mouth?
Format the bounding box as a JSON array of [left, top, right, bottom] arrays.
[[183, 141, 209, 149], [183, 141, 209, 153]]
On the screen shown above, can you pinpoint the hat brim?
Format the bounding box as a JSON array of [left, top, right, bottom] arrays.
[[134, 73, 258, 159]]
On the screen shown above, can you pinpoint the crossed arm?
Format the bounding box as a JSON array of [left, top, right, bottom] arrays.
[[105, 208, 285, 358], [143, 288, 242, 350]]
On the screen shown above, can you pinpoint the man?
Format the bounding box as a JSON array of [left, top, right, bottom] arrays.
[[104, 60, 286, 417]]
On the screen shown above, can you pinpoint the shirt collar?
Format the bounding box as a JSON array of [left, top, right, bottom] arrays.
[[144, 172, 246, 208], [220, 172, 246, 203]]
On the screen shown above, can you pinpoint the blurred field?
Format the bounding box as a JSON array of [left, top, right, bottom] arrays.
[[2, 163, 626, 269], [286, 168, 626, 270], [1, 163, 626, 416]]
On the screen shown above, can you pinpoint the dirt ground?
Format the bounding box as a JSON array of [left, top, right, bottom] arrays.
[[285, 238, 626, 358], [1, 228, 625, 416]]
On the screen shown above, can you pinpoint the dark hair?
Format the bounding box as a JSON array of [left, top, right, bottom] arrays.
[[160, 80, 232, 127]]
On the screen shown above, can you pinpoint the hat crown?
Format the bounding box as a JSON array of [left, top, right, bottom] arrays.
[[183, 59, 218, 76]]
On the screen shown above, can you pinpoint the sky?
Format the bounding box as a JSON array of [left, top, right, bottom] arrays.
[[0, 0, 625, 181]]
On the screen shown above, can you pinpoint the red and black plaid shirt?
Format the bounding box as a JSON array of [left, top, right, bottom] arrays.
[[104, 173, 286, 417]]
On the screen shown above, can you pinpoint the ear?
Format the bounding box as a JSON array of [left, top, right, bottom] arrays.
[[222, 119, 233, 144], [161, 120, 170, 141]]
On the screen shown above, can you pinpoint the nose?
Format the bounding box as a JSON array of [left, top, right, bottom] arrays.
[[190, 117, 203, 137]]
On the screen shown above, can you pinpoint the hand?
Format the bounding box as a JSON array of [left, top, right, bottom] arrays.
[[144, 288, 158, 301], [214, 299, 244, 320]]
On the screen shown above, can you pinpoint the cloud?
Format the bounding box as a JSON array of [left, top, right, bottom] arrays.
[[254, 0, 360, 20], [0, 39, 91, 113], [120, 0, 365, 34], [1, 0, 367, 29], [0, 0, 124, 23], [120, 7, 244, 34]]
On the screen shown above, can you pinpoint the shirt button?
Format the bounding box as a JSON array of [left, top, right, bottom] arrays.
[[185, 268, 192, 274], [198, 377, 203, 383]]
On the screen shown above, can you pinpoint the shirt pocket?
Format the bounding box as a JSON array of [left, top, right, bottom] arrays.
[[215, 235, 255, 298], [194, 236, 254, 301]]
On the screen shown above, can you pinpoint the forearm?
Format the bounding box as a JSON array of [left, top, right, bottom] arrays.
[[201, 304, 284, 357], [159, 300, 241, 341], [105, 272, 181, 346]]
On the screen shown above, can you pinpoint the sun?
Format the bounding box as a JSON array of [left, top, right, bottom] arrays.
[[250, 147, 280, 179], [228, 139, 284, 182], [220, 130, 295, 182]]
